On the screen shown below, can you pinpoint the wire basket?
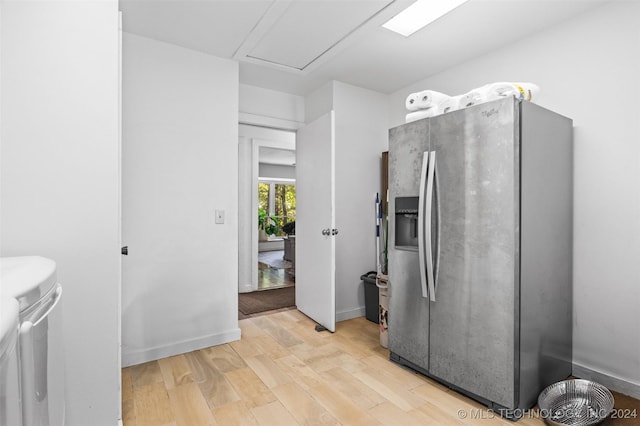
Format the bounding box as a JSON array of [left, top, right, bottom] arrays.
[[538, 379, 614, 426]]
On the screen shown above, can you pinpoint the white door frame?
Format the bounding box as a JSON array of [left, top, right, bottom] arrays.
[[237, 115, 301, 295]]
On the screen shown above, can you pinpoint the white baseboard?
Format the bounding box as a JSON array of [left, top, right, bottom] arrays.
[[336, 306, 366, 323], [122, 328, 241, 367], [572, 362, 640, 399]]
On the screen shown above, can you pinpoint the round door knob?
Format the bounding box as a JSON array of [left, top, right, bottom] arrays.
[[332, 229, 339, 235], [321, 228, 330, 236]]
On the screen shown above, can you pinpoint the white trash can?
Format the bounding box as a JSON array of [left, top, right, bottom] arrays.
[[376, 274, 389, 348]]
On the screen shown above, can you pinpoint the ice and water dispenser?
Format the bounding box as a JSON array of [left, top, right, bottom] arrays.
[[395, 197, 419, 250]]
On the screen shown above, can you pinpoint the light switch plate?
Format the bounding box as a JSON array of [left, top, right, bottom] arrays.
[[215, 210, 224, 224]]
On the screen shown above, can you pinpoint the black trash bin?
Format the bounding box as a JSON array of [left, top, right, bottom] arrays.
[[361, 271, 379, 323]]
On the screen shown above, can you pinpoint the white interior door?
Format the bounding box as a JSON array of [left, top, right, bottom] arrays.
[[296, 111, 336, 332]]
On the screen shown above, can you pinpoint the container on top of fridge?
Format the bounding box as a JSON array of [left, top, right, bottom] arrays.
[[0, 256, 57, 311]]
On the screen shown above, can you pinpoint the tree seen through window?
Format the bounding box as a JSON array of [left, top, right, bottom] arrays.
[[258, 181, 295, 236]]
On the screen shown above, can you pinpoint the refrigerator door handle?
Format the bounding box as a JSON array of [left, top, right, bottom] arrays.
[[434, 153, 441, 300], [32, 286, 62, 327], [417, 151, 430, 299], [425, 151, 437, 302]]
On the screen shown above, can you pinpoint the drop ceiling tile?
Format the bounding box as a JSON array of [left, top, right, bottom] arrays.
[[246, 0, 393, 70], [120, 0, 275, 58]]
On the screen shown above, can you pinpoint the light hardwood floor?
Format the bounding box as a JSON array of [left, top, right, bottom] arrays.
[[122, 311, 636, 426]]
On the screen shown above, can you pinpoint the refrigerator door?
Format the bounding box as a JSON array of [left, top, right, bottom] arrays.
[[0, 298, 21, 426], [388, 119, 431, 369], [19, 284, 65, 426], [428, 97, 520, 409]]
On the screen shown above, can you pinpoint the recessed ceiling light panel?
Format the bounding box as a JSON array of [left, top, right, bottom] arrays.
[[382, 0, 469, 37]]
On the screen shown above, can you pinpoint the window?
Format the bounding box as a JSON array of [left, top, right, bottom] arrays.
[[258, 179, 296, 236]]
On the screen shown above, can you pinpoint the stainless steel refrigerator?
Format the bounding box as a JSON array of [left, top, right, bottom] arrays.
[[388, 97, 573, 418]]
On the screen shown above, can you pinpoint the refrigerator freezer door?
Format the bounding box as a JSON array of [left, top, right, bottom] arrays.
[[388, 249, 430, 368], [428, 97, 520, 409], [388, 118, 431, 369]]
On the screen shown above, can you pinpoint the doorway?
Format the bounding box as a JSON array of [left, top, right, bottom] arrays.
[[238, 125, 296, 318]]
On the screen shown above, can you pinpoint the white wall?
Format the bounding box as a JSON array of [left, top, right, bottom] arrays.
[[333, 82, 389, 320], [304, 81, 389, 321], [388, 1, 640, 396], [0, 1, 121, 424], [304, 81, 335, 124], [239, 84, 305, 129], [121, 33, 240, 365]]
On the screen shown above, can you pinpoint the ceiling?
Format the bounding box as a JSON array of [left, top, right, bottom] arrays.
[[119, 0, 609, 96]]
